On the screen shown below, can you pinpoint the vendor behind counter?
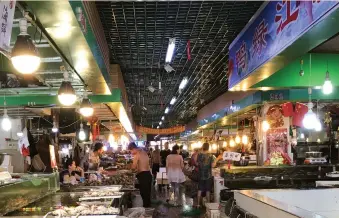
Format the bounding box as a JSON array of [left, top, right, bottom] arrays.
[[80, 142, 105, 171]]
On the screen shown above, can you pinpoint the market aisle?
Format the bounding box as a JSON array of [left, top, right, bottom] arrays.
[[151, 184, 204, 218]]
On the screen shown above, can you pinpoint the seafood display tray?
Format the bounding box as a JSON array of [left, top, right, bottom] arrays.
[[79, 195, 123, 201], [46, 215, 119, 217]]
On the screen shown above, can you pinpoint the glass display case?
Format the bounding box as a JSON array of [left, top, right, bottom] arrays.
[[0, 172, 59, 216]]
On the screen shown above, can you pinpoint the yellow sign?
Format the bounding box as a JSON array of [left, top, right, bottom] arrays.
[[136, 125, 185, 135]]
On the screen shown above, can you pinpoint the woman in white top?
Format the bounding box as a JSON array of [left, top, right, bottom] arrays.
[[166, 145, 185, 205]]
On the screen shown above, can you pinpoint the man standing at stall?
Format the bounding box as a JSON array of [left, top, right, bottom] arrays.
[[128, 142, 152, 208]]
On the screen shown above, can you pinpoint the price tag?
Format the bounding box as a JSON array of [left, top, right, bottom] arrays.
[[223, 151, 241, 161]]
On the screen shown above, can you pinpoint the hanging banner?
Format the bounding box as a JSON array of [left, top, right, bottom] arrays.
[[0, 0, 16, 54], [228, 1, 339, 89], [136, 125, 185, 135]]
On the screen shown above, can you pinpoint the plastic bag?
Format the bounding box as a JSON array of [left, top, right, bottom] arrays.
[[124, 207, 145, 218]]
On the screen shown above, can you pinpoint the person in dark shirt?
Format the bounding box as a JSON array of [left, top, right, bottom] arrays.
[[160, 142, 171, 190], [179, 145, 189, 159], [160, 142, 171, 167], [196, 143, 221, 207]]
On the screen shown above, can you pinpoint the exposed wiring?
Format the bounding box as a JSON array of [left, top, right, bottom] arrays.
[[40, 116, 80, 129]]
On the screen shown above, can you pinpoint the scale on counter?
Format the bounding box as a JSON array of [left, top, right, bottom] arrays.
[[304, 152, 327, 165]]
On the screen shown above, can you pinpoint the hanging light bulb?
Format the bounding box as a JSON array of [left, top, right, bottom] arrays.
[[242, 135, 249, 145], [262, 120, 270, 132], [229, 138, 235, 147], [52, 121, 58, 133], [78, 123, 86, 141], [11, 19, 41, 74], [212, 144, 217, 150], [79, 93, 93, 117], [223, 141, 227, 147], [235, 135, 241, 144], [58, 70, 77, 106], [322, 71, 333, 95], [1, 109, 11, 132], [303, 102, 318, 130], [300, 133, 305, 139], [315, 119, 322, 132]]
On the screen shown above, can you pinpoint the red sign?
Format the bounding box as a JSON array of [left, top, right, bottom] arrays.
[[275, 0, 300, 34]]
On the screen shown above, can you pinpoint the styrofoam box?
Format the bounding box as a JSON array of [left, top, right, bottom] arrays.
[[206, 203, 220, 218]]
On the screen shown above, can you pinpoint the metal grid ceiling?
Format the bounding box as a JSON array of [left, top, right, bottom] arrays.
[[96, 1, 263, 127]]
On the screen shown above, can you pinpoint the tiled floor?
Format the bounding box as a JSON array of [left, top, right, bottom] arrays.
[[152, 184, 205, 218]]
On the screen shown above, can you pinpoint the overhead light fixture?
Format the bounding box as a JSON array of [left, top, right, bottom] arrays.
[[170, 97, 177, 105], [165, 107, 169, 114], [262, 120, 270, 132], [303, 89, 319, 130], [235, 135, 241, 144], [179, 77, 188, 90], [212, 144, 217, 150], [1, 109, 11, 132], [322, 71, 333, 95], [79, 93, 93, 117], [229, 138, 235, 147], [157, 126, 160, 129], [164, 64, 175, 73], [78, 123, 86, 141], [223, 141, 227, 148], [165, 38, 176, 63], [161, 116, 165, 121], [303, 102, 318, 130], [11, 19, 41, 74], [58, 70, 76, 106], [159, 121, 162, 125], [242, 135, 249, 145], [52, 121, 58, 133], [147, 85, 155, 93]]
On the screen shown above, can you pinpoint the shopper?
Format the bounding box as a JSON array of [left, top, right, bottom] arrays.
[[179, 145, 189, 159], [160, 142, 171, 167], [166, 145, 185, 205], [128, 142, 152, 208], [190, 148, 200, 174], [197, 143, 221, 207], [151, 145, 161, 184]]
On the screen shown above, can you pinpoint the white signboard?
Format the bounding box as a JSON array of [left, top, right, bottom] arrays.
[[0, 0, 16, 53], [223, 151, 241, 161]]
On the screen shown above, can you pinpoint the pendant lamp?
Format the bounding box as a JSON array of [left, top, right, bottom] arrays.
[[303, 88, 319, 130], [80, 93, 93, 117], [322, 71, 333, 95], [11, 19, 41, 74], [58, 71, 76, 106], [1, 109, 11, 132], [78, 123, 86, 141]]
